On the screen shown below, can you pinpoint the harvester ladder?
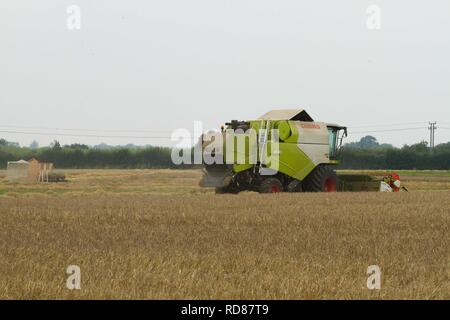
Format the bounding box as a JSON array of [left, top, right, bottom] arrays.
[[258, 120, 270, 172]]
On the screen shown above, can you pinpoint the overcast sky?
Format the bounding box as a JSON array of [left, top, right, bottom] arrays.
[[1, 0, 449, 148]]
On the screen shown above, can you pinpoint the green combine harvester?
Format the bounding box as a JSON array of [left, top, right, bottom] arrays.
[[199, 109, 404, 194]]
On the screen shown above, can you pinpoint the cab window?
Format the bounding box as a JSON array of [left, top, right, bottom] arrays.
[[328, 128, 338, 159]]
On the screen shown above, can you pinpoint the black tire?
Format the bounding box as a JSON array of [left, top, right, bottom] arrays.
[[303, 165, 339, 192], [258, 177, 283, 193]]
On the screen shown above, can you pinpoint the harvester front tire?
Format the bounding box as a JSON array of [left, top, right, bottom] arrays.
[[258, 177, 283, 193], [303, 165, 338, 192]]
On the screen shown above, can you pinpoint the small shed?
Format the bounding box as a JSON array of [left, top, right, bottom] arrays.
[[6, 160, 30, 181]]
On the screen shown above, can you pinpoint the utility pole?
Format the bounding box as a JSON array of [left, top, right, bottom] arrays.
[[428, 122, 437, 153]]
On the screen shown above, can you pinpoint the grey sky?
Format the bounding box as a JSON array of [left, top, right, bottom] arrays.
[[1, 0, 449, 148]]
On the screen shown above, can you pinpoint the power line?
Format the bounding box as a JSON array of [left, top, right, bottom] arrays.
[[347, 121, 427, 129], [0, 130, 196, 140], [348, 127, 425, 134], [0, 121, 433, 132], [1, 125, 447, 141], [1, 122, 443, 134], [0, 124, 173, 134]]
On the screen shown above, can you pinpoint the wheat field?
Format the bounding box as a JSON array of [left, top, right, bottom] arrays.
[[0, 169, 449, 299]]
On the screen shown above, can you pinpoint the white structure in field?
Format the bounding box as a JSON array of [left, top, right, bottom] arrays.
[[5, 159, 53, 182], [6, 159, 30, 181]]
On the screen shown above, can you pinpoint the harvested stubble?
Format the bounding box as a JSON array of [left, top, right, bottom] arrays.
[[0, 182, 448, 299]]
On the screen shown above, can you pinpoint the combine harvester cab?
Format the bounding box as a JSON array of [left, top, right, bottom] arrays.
[[199, 109, 406, 194]]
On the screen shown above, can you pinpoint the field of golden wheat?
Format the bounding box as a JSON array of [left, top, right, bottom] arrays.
[[0, 169, 449, 299]]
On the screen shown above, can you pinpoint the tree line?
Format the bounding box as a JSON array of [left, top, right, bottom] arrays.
[[338, 136, 450, 170], [1, 136, 449, 170], [0, 139, 176, 169]]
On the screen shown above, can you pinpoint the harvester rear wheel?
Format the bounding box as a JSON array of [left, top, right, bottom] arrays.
[[258, 177, 283, 193], [303, 165, 338, 192]]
